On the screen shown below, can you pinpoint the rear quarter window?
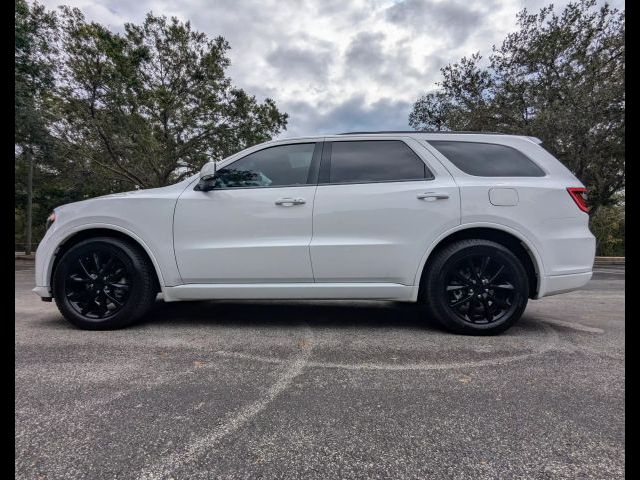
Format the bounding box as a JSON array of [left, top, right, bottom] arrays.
[[428, 141, 545, 177]]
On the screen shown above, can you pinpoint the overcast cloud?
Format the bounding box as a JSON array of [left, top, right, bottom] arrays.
[[41, 0, 623, 138]]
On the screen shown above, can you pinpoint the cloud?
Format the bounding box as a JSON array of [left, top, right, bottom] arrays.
[[345, 32, 387, 70], [343, 31, 425, 85], [40, 0, 624, 139], [385, 0, 490, 44], [283, 95, 413, 137], [267, 44, 333, 84]]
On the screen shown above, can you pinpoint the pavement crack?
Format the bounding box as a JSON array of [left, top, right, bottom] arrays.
[[137, 328, 314, 480]]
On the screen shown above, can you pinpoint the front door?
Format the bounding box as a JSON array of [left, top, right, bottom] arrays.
[[174, 142, 321, 284]]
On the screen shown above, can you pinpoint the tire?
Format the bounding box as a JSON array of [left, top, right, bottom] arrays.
[[52, 237, 157, 330], [422, 239, 529, 335]]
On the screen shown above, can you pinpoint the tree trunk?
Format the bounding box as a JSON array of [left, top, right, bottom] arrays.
[[25, 149, 33, 256]]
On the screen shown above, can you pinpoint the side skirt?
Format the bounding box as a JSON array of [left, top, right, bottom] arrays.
[[162, 283, 415, 302]]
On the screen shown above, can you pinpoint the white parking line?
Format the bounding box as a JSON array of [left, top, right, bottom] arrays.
[[538, 318, 604, 334], [137, 327, 314, 480]]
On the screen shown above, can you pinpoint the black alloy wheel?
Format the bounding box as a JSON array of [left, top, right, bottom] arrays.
[[64, 248, 132, 319], [53, 237, 157, 330], [422, 239, 529, 335], [444, 254, 518, 325]]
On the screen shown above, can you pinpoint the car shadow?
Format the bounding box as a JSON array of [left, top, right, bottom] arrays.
[[33, 298, 541, 335], [136, 299, 445, 331]]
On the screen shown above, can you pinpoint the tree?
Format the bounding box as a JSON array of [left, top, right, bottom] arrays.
[[52, 9, 288, 189], [409, 0, 624, 212], [15, 0, 58, 254], [15, 0, 57, 147], [589, 193, 625, 256]]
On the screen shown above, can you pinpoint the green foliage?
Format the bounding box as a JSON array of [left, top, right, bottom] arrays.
[[15, 2, 288, 248], [410, 0, 624, 212], [589, 198, 625, 256], [53, 8, 288, 189], [15, 0, 57, 147], [15, 0, 60, 250]]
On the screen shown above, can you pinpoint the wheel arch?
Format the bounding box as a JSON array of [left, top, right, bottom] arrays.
[[48, 225, 164, 295], [414, 224, 543, 301]]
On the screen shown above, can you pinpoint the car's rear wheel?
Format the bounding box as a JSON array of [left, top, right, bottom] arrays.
[[52, 237, 157, 330], [422, 239, 529, 335]]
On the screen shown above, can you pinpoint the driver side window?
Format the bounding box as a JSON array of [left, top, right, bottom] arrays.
[[214, 143, 316, 189]]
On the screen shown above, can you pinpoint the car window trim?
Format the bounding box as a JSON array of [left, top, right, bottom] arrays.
[[316, 178, 434, 187], [306, 141, 323, 185]]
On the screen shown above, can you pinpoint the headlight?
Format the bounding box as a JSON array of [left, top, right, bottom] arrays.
[[45, 211, 56, 230]]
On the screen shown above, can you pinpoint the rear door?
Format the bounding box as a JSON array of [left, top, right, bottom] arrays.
[[309, 137, 460, 285]]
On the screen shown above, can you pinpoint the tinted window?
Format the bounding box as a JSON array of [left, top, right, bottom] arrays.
[[328, 140, 432, 184], [214, 143, 315, 188], [429, 141, 545, 177]]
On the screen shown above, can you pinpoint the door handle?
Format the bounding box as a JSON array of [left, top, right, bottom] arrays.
[[417, 192, 450, 200], [275, 197, 306, 206]]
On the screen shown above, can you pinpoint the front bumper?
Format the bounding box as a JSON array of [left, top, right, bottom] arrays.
[[33, 234, 56, 300], [32, 286, 52, 299]]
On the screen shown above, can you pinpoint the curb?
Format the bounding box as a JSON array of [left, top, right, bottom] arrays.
[[594, 257, 625, 266], [15, 255, 35, 262]]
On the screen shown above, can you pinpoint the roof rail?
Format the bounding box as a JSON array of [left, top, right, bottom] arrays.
[[337, 130, 506, 135]]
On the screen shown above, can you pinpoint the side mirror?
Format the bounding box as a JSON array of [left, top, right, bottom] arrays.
[[196, 162, 217, 192]]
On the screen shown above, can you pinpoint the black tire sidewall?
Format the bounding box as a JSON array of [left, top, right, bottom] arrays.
[[52, 238, 154, 330], [424, 240, 529, 335]]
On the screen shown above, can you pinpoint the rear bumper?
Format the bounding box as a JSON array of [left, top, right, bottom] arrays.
[[537, 271, 592, 298]]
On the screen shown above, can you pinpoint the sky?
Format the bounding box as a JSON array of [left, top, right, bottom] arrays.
[[40, 0, 624, 139]]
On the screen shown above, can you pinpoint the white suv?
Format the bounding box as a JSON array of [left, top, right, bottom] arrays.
[[34, 132, 595, 334]]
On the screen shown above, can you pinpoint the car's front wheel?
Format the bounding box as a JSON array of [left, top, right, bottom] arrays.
[[52, 237, 157, 330], [422, 239, 529, 335]]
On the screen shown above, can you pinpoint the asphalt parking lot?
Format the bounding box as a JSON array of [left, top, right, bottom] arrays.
[[15, 262, 625, 479]]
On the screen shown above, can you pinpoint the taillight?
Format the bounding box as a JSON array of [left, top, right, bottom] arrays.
[[567, 187, 589, 213]]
